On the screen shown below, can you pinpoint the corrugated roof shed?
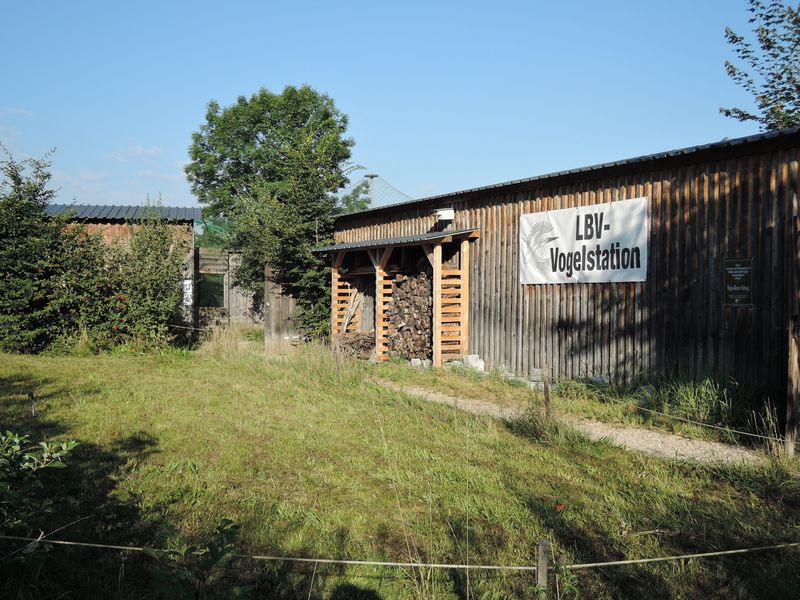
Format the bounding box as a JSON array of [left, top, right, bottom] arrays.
[[46, 204, 201, 223]]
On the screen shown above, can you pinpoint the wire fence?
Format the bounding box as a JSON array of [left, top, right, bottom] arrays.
[[598, 394, 786, 445], [2, 534, 798, 574]]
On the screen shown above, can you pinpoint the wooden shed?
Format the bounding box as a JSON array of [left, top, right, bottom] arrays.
[[47, 204, 200, 323], [320, 128, 800, 447], [45, 204, 200, 244]]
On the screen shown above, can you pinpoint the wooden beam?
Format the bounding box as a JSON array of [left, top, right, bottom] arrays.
[[460, 238, 470, 356], [433, 242, 442, 367], [421, 244, 434, 268], [333, 251, 346, 269], [366, 249, 379, 267], [331, 256, 341, 338], [378, 245, 394, 269]]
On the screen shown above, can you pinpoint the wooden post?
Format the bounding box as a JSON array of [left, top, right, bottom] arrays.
[[787, 202, 799, 457], [543, 364, 551, 424], [460, 238, 470, 356], [787, 315, 799, 457], [433, 243, 443, 367], [372, 246, 394, 362], [264, 262, 270, 360], [537, 539, 550, 599]]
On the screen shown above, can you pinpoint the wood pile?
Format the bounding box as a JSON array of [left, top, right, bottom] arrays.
[[387, 270, 432, 359], [336, 331, 375, 359]]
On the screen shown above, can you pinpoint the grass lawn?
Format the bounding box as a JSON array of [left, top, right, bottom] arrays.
[[2, 337, 800, 599]]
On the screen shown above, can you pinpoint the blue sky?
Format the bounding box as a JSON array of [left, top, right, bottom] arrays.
[[1, 1, 761, 208]]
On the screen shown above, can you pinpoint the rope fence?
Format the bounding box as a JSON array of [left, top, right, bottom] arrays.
[[166, 323, 215, 332], [2, 534, 798, 573]]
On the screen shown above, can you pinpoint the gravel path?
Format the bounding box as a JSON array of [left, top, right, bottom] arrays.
[[376, 379, 764, 466]]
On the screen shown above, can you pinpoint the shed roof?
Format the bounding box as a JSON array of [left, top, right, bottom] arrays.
[[46, 204, 201, 223], [313, 228, 479, 253], [336, 126, 800, 221]]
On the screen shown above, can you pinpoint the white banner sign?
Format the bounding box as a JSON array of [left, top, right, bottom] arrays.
[[520, 197, 648, 284]]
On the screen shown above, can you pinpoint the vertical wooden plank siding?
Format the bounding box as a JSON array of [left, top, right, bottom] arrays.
[[335, 141, 799, 404]]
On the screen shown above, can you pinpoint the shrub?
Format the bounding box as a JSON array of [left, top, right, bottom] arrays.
[[0, 431, 77, 532], [0, 150, 190, 353], [144, 519, 254, 599], [0, 152, 64, 353], [105, 214, 190, 349]]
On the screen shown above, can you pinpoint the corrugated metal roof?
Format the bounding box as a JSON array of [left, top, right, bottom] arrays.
[[313, 228, 479, 253], [337, 126, 800, 220], [46, 204, 202, 223]]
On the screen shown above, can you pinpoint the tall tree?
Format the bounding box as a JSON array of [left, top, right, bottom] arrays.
[[0, 150, 63, 352], [720, 0, 800, 130], [185, 85, 354, 336]]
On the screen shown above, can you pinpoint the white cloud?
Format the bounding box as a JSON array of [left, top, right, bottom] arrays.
[[106, 143, 163, 163], [1, 107, 33, 117], [131, 145, 162, 157], [78, 170, 109, 183], [137, 169, 182, 183]]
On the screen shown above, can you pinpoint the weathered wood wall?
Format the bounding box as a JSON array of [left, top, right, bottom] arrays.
[[195, 248, 296, 333], [336, 139, 800, 400]]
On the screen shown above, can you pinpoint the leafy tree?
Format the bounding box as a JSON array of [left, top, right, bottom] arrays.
[[721, 0, 800, 130], [339, 180, 372, 214], [185, 85, 354, 337]]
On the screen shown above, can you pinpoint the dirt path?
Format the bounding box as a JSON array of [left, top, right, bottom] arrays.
[[376, 379, 764, 466]]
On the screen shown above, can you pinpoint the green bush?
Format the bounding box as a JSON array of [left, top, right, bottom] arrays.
[[144, 519, 254, 599], [0, 431, 77, 532], [0, 152, 65, 353], [104, 215, 189, 349], [0, 150, 190, 353]]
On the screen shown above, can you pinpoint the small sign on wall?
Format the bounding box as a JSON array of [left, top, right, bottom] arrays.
[[724, 258, 753, 306]]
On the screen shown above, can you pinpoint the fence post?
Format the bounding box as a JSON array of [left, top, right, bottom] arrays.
[[543, 365, 551, 424], [537, 539, 550, 599]]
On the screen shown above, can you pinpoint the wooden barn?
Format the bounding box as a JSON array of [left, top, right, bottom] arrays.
[[318, 128, 800, 446]]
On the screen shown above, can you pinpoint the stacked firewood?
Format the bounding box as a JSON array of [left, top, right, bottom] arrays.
[[387, 270, 432, 359]]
